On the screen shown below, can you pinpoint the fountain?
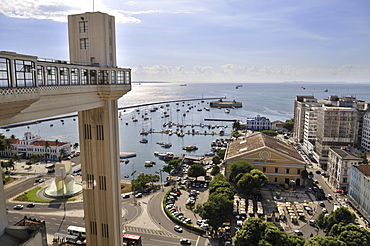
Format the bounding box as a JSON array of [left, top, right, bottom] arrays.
[[44, 161, 82, 198]]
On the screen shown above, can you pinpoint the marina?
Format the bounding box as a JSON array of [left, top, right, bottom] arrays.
[[2, 82, 370, 180]]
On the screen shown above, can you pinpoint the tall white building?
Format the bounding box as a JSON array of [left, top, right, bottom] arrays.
[[361, 112, 370, 152], [348, 164, 370, 225]]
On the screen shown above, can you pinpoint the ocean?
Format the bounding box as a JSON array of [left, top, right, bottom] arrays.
[[2, 82, 370, 179]]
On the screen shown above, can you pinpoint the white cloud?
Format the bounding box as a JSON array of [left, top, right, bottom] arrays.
[[131, 64, 370, 83]]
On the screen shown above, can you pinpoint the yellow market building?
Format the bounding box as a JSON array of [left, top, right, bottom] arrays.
[[225, 132, 306, 187]]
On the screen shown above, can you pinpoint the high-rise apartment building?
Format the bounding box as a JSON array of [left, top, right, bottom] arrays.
[[361, 112, 370, 152], [293, 95, 318, 142]]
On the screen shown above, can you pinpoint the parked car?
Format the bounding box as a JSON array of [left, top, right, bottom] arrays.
[[174, 225, 183, 232], [322, 208, 328, 213], [309, 220, 316, 226], [14, 205, 24, 210], [319, 201, 325, 207], [27, 203, 35, 208], [180, 238, 191, 245], [122, 193, 130, 198], [294, 230, 303, 236], [135, 193, 142, 198], [327, 194, 332, 199]]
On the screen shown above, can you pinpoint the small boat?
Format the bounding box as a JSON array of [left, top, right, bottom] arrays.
[[140, 129, 148, 135], [122, 159, 129, 164], [124, 175, 129, 178], [145, 160, 156, 167], [139, 138, 148, 143], [204, 107, 210, 111], [161, 143, 172, 148], [324, 89, 328, 92], [50, 124, 53, 127], [180, 84, 187, 86], [182, 145, 198, 151], [224, 109, 230, 113]]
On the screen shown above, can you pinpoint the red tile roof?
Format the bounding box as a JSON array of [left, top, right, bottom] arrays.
[[355, 164, 370, 177]]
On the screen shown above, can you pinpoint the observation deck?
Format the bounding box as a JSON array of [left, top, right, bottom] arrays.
[[0, 51, 131, 126]]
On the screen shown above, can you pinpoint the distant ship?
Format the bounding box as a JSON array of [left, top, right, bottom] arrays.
[[324, 89, 328, 92], [180, 84, 187, 86]]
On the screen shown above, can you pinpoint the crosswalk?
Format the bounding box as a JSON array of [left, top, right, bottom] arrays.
[[123, 225, 176, 238]]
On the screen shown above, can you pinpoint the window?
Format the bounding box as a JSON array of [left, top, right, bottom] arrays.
[[98, 70, 108, 84], [297, 169, 301, 174], [79, 21, 88, 33], [90, 70, 97, 84], [14, 59, 35, 87], [111, 71, 116, 84], [71, 68, 79, 85], [117, 71, 124, 84], [81, 69, 88, 84], [46, 67, 57, 85], [286, 168, 290, 174], [125, 71, 130, 84], [0, 58, 11, 87], [80, 38, 89, 49], [343, 178, 347, 183], [275, 167, 278, 173], [274, 177, 278, 183], [59, 68, 69, 85], [37, 66, 44, 86], [262, 167, 266, 172]]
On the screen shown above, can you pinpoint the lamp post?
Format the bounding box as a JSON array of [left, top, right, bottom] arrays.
[[131, 170, 136, 204], [155, 170, 164, 192], [60, 167, 66, 217]]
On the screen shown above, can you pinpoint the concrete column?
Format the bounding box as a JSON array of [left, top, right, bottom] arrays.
[[0, 176, 8, 235], [78, 99, 122, 246]]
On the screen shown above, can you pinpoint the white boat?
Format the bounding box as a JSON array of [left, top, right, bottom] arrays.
[[224, 109, 230, 113]]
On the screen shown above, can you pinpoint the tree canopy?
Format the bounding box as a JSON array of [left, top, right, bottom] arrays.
[[237, 169, 268, 194], [282, 122, 294, 131], [187, 164, 206, 180], [235, 217, 305, 246], [261, 130, 278, 136], [131, 174, 159, 191], [229, 160, 255, 182]]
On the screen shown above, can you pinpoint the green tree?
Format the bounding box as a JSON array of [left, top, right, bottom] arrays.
[[301, 169, 309, 187], [59, 148, 67, 162], [216, 149, 226, 159], [0, 133, 5, 139], [229, 160, 255, 182], [162, 164, 174, 177], [282, 122, 294, 132], [167, 158, 182, 170], [7, 159, 15, 170], [324, 207, 356, 232], [195, 193, 233, 234], [55, 139, 59, 147], [233, 121, 245, 131], [73, 142, 79, 150], [131, 174, 159, 191], [212, 155, 221, 164], [235, 217, 304, 246], [210, 165, 220, 176], [237, 169, 268, 194], [357, 152, 368, 164], [10, 134, 16, 139], [187, 164, 206, 180], [305, 235, 346, 246], [4, 139, 12, 156], [44, 141, 50, 152], [261, 130, 278, 136]]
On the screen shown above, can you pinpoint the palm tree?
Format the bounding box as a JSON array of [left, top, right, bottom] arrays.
[[58, 148, 67, 162], [0, 133, 5, 139], [10, 134, 16, 139], [12, 153, 21, 166], [44, 141, 50, 151], [73, 142, 79, 150], [4, 139, 12, 157], [7, 159, 15, 170]]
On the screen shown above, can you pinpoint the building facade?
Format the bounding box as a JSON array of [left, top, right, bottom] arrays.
[[225, 132, 306, 186], [327, 147, 361, 192], [246, 115, 272, 131], [0, 132, 71, 160], [361, 112, 370, 152], [315, 106, 357, 169], [293, 95, 318, 142], [348, 164, 370, 224]]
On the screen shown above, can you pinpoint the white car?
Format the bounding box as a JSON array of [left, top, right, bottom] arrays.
[[174, 225, 183, 232]]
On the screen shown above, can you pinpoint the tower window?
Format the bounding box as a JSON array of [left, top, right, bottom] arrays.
[[80, 38, 89, 49], [79, 21, 88, 33]]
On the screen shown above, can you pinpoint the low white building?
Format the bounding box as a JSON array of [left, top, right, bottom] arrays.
[[246, 115, 272, 131], [327, 147, 361, 193], [0, 132, 71, 160], [348, 164, 370, 225]]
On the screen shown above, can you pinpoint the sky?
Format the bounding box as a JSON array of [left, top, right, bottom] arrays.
[[1, 0, 370, 83]]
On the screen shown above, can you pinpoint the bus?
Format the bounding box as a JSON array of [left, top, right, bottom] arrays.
[[67, 226, 86, 239], [122, 233, 142, 246]]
